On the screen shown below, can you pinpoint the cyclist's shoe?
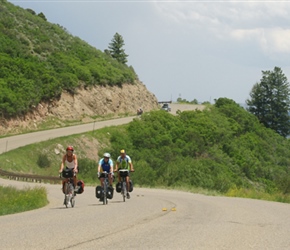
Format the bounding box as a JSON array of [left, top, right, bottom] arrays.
[[126, 193, 130, 199]]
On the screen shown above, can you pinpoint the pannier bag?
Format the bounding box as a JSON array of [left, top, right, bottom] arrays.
[[62, 168, 74, 178], [116, 182, 122, 193], [107, 186, 114, 199], [96, 186, 102, 198], [76, 180, 85, 194], [129, 180, 133, 192]]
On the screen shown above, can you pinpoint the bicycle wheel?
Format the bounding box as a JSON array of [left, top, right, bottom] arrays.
[[70, 183, 75, 208], [64, 182, 69, 208], [122, 181, 126, 202], [103, 183, 107, 205]]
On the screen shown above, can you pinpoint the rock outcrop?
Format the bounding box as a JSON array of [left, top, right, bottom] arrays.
[[0, 81, 159, 135]]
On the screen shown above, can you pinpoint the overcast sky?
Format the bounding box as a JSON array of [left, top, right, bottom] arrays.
[[9, 0, 290, 104]]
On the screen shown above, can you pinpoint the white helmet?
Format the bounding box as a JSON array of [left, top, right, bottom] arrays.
[[103, 153, 111, 158]]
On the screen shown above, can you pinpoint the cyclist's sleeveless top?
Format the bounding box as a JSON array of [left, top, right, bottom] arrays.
[[99, 158, 113, 172], [116, 155, 131, 170], [65, 154, 75, 169]]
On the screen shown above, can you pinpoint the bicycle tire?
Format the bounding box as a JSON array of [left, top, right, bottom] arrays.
[[64, 182, 69, 208], [71, 196, 75, 207], [103, 181, 107, 205], [122, 180, 126, 202], [70, 182, 75, 208]]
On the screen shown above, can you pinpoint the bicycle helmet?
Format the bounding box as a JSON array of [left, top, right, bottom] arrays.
[[120, 149, 125, 154], [103, 152, 111, 158], [66, 146, 74, 151]]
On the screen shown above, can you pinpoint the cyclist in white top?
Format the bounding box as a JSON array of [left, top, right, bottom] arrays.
[[59, 146, 78, 191]]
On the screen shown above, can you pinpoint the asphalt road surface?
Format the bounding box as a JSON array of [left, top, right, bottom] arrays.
[[1, 104, 290, 250]]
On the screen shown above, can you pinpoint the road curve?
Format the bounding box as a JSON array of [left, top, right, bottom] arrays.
[[1, 104, 290, 249]]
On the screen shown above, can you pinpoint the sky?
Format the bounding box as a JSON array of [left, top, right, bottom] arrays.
[[8, 0, 290, 104]]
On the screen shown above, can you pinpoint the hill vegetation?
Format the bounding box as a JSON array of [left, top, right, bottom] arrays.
[[0, 0, 136, 118], [1, 98, 290, 203]]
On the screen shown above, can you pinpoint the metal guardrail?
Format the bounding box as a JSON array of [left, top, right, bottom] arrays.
[[158, 101, 172, 104], [0, 168, 61, 184]]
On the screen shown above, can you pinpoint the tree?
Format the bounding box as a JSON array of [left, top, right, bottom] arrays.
[[108, 33, 128, 64], [246, 67, 290, 137]]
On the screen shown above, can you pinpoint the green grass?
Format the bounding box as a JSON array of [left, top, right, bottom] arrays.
[[0, 185, 48, 216]]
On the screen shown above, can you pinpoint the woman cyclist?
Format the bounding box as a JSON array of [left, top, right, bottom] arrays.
[[59, 146, 78, 192]]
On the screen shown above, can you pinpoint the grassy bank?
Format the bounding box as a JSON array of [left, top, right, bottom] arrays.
[[0, 186, 48, 216]]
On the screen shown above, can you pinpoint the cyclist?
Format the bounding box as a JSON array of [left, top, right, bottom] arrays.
[[59, 146, 78, 193], [98, 152, 114, 187], [114, 149, 134, 199]]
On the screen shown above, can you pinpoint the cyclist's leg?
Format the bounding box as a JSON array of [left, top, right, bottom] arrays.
[[108, 174, 113, 186], [100, 177, 104, 187], [73, 175, 77, 188]]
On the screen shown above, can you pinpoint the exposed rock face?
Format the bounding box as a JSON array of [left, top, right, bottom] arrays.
[[0, 81, 159, 135]]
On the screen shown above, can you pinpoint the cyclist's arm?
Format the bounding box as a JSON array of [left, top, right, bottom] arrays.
[[129, 161, 134, 172], [109, 160, 114, 174], [73, 154, 78, 172], [59, 155, 65, 173], [114, 161, 119, 172]]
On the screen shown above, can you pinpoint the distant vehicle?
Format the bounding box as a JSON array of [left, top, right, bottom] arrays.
[[161, 103, 171, 112]]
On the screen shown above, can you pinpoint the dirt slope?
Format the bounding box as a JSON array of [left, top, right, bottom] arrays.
[[0, 81, 158, 135]]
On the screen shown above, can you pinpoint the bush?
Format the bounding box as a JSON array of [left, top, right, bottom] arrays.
[[37, 153, 51, 168]]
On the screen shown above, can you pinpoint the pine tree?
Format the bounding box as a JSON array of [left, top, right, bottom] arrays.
[[246, 67, 290, 137], [108, 33, 128, 64]]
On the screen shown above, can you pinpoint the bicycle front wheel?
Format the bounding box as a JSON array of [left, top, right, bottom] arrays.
[[103, 184, 108, 205], [64, 182, 69, 208], [122, 181, 126, 202]]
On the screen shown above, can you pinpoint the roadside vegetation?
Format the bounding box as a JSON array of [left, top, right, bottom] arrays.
[[0, 186, 48, 216], [1, 98, 290, 211]]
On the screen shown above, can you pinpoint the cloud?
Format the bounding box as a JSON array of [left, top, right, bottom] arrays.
[[152, 1, 290, 57]]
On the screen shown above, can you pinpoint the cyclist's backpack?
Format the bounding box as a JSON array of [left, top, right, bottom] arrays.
[[95, 186, 102, 198], [76, 180, 84, 194], [129, 180, 133, 192], [116, 182, 122, 193]]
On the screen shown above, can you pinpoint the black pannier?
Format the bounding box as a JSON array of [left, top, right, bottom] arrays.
[[116, 182, 122, 193], [62, 168, 74, 178], [107, 186, 114, 199], [95, 186, 102, 198]]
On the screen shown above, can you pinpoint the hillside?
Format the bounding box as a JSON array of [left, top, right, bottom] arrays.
[[0, 0, 159, 134], [0, 82, 158, 135]]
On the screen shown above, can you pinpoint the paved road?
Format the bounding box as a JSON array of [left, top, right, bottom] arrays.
[[1, 104, 290, 249]]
